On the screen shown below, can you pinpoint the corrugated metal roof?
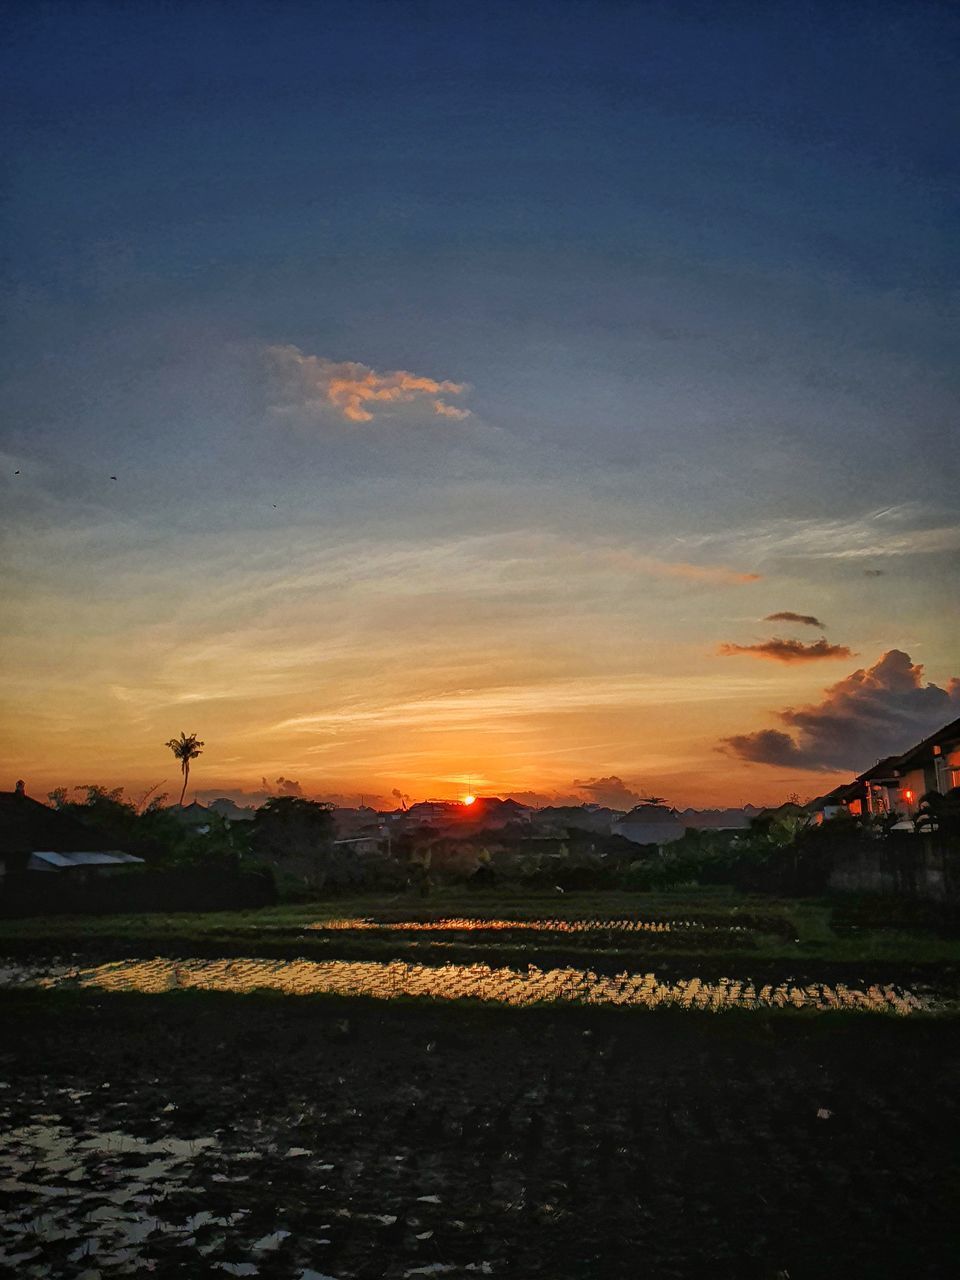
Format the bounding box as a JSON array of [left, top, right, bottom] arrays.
[[27, 850, 145, 870]]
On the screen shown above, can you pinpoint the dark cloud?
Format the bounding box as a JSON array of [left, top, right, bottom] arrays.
[[721, 729, 806, 767], [572, 775, 645, 809], [722, 650, 960, 771], [719, 638, 854, 663], [261, 775, 303, 797], [764, 611, 825, 628]]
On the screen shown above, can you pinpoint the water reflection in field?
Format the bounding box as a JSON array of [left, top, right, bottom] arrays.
[[26, 957, 927, 1014], [310, 917, 743, 934]]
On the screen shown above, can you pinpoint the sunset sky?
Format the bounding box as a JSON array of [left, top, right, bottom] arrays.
[[2, 2, 958, 810]]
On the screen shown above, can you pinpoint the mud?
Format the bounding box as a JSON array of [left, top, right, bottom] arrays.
[[2, 991, 959, 1278]]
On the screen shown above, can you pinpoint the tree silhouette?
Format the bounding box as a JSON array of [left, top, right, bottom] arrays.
[[164, 732, 204, 806]]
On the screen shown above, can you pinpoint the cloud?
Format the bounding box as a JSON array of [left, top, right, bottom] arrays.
[[718, 638, 854, 663], [266, 345, 470, 424], [721, 650, 960, 771], [261, 774, 303, 797], [764, 611, 825, 628], [720, 729, 806, 767], [677, 504, 960, 563], [596, 547, 759, 584], [572, 775, 646, 809]]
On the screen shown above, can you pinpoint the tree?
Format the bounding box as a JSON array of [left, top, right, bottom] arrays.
[[164, 732, 204, 806], [249, 796, 339, 890]]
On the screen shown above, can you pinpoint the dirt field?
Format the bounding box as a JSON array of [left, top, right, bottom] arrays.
[[3, 988, 959, 1280]]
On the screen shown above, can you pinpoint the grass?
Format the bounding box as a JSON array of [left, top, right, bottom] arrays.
[[2, 886, 960, 970]]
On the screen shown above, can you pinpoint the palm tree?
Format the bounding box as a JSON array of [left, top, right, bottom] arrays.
[[164, 732, 204, 806]]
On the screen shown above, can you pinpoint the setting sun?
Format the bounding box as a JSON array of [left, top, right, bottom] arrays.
[[463, 794, 476, 806]]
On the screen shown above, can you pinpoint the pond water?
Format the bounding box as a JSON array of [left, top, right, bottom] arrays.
[[6, 957, 930, 1014]]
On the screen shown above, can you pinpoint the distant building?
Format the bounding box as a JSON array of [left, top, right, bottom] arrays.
[[679, 807, 755, 831], [388, 796, 534, 834], [537, 806, 622, 835], [207, 797, 256, 824], [0, 782, 143, 882], [165, 801, 215, 834], [613, 804, 685, 848]]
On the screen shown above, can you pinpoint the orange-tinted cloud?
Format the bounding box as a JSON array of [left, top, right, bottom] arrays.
[[597, 547, 760, 585], [658, 561, 761, 585], [719, 638, 854, 663], [764, 611, 825, 628], [722, 649, 960, 770], [266, 345, 470, 423]]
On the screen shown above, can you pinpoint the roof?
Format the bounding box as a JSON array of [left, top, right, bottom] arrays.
[[618, 805, 681, 824], [165, 802, 215, 826], [27, 850, 145, 870], [856, 756, 902, 783], [894, 717, 960, 772], [0, 791, 116, 857]]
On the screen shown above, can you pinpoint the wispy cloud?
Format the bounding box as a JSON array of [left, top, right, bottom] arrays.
[[265, 345, 470, 424], [597, 548, 760, 585], [719, 638, 854, 663], [721, 649, 960, 770], [764, 611, 825, 628], [679, 504, 960, 563], [275, 672, 773, 736]]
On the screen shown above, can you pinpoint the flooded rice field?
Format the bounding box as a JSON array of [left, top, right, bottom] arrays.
[[309, 917, 749, 934], [2, 990, 959, 1279], [0, 1107, 494, 1279], [1, 956, 934, 1014], [2, 908, 958, 1275]]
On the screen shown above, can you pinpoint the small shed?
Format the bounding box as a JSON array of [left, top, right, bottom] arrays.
[[27, 850, 144, 874]]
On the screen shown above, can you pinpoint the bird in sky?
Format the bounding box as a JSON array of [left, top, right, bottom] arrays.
[[110, 475, 117, 481]]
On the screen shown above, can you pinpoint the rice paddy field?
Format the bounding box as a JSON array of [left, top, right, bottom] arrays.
[[2, 889, 959, 1277]]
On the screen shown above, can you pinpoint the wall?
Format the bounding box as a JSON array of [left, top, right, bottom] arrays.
[[828, 833, 958, 902], [0, 868, 276, 918]]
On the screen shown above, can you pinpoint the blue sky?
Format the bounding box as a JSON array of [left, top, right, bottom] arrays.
[[2, 1, 958, 806]]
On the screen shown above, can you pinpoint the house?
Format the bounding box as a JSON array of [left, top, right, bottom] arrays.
[[207, 797, 256, 824], [809, 761, 900, 824], [891, 717, 960, 815], [165, 801, 216, 833], [679, 807, 756, 831], [537, 805, 622, 835], [613, 804, 685, 848], [808, 718, 960, 823], [0, 782, 143, 882]]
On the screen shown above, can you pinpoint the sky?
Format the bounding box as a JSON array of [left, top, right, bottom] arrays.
[[1, 1, 958, 810]]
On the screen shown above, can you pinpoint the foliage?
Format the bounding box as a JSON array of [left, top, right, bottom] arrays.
[[46, 784, 250, 870], [915, 788, 960, 838], [249, 796, 359, 892]]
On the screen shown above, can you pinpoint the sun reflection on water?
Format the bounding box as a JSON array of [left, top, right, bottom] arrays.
[[24, 958, 927, 1014], [309, 917, 743, 934]]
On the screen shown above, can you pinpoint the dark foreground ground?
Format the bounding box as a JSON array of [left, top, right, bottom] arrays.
[[3, 990, 959, 1280]]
